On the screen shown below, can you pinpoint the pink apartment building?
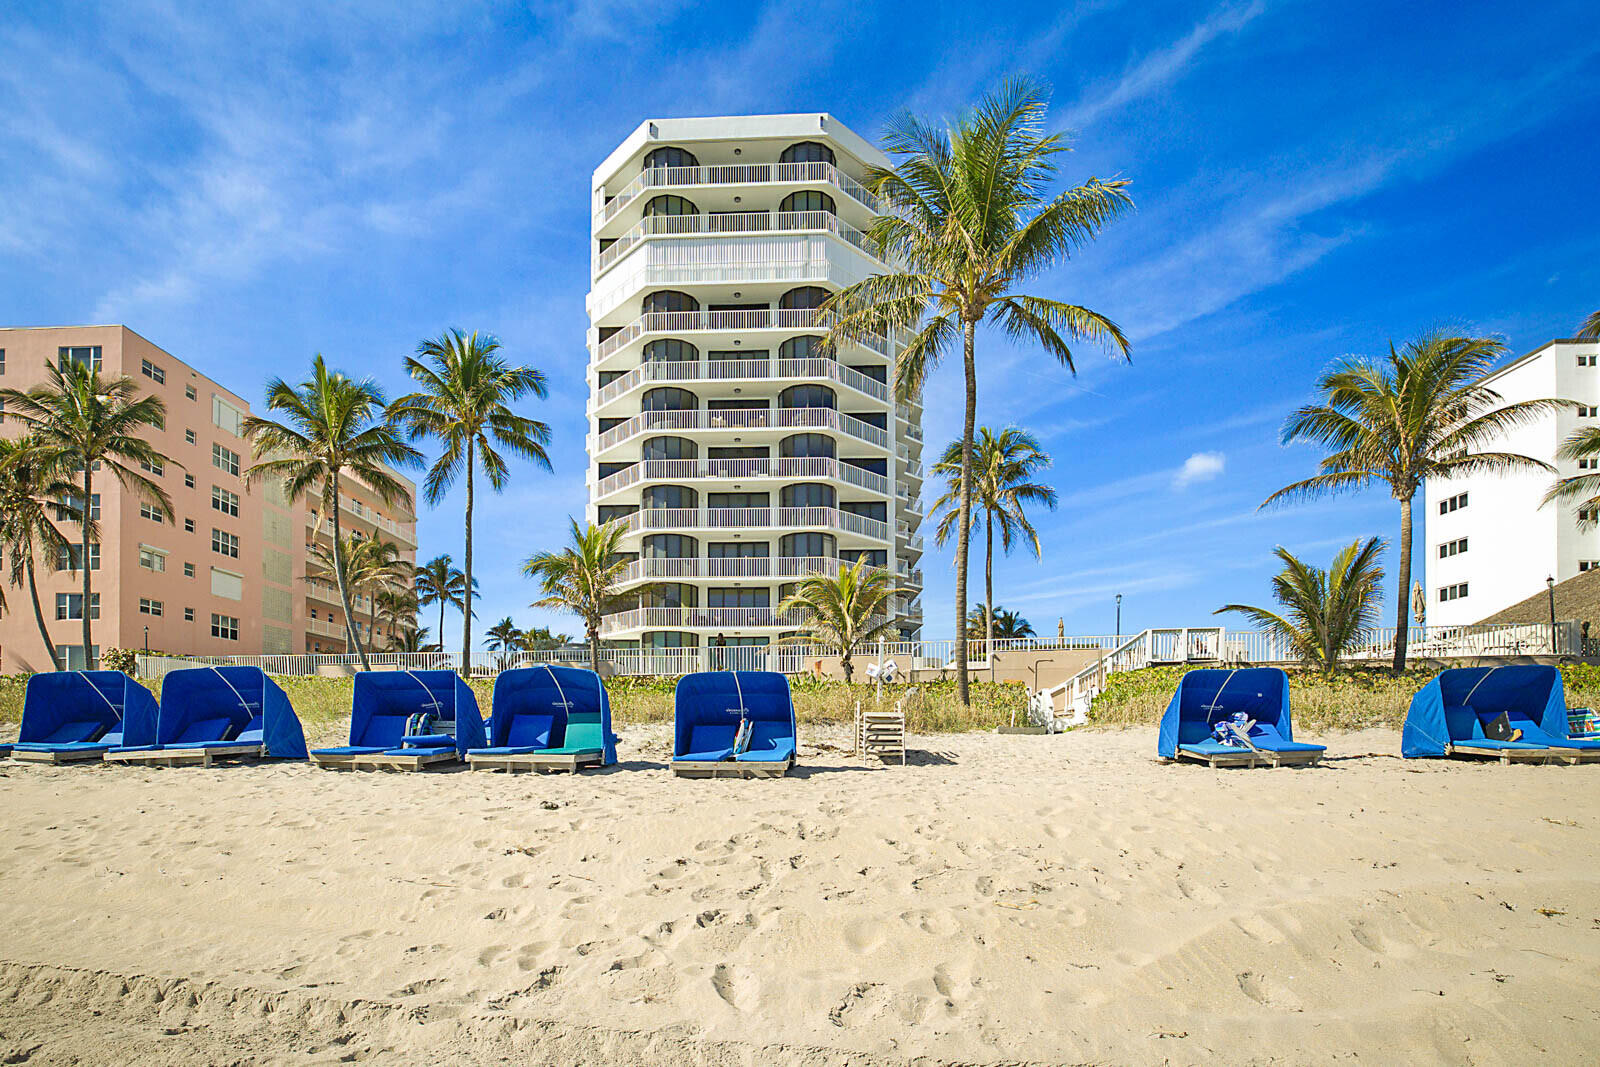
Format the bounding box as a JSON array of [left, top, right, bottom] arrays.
[[0, 326, 418, 671]]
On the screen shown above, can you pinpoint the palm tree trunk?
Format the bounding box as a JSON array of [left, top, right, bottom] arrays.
[[438, 600, 447, 656], [80, 461, 93, 669], [842, 647, 853, 683], [25, 555, 57, 665], [588, 623, 601, 676], [462, 440, 475, 676], [366, 592, 377, 657], [1393, 494, 1414, 673], [984, 511, 995, 662], [953, 319, 978, 706], [330, 476, 373, 672]]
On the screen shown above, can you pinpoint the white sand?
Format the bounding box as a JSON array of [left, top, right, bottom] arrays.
[[1, 725, 1597, 1065]]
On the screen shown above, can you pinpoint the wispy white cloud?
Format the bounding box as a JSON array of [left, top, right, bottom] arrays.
[[1058, 0, 1268, 131], [1174, 450, 1226, 488]]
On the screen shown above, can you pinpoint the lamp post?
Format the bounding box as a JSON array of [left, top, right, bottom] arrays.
[[143, 625, 148, 655], [1547, 576, 1557, 654], [1115, 594, 1122, 638]]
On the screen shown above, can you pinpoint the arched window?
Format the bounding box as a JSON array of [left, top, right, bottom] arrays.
[[642, 436, 698, 460], [642, 534, 698, 558], [780, 141, 835, 166], [780, 384, 836, 409], [644, 194, 698, 217], [780, 190, 835, 215], [643, 290, 699, 315], [643, 339, 698, 363], [780, 433, 835, 458], [779, 336, 830, 362], [781, 483, 835, 509], [780, 286, 830, 311], [780, 531, 836, 558], [642, 631, 699, 648], [641, 387, 697, 412], [642, 485, 698, 510], [643, 146, 698, 171]]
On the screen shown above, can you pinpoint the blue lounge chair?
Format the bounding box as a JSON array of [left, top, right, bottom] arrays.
[[10, 671, 159, 764], [468, 665, 616, 773], [313, 670, 484, 771], [104, 666, 306, 766], [1157, 667, 1326, 767], [673, 671, 797, 778], [1402, 665, 1593, 763]]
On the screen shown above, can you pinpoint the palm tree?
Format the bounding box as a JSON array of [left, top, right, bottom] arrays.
[[522, 519, 638, 674], [391, 329, 551, 669], [967, 604, 1035, 641], [776, 559, 904, 683], [1579, 309, 1600, 340], [413, 554, 473, 653], [485, 616, 524, 670], [1264, 332, 1563, 671], [0, 437, 84, 666], [820, 78, 1131, 704], [375, 586, 419, 650], [931, 427, 1056, 655], [392, 623, 436, 653], [243, 355, 419, 671], [521, 625, 570, 651], [308, 535, 399, 655], [0, 360, 173, 668], [1216, 538, 1386, 677]]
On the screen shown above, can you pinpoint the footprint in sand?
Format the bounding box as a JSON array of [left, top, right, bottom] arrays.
[[842, 918, 885, 953], [1236, 971, 1303, 1010], [711, 964, 758, 1011]]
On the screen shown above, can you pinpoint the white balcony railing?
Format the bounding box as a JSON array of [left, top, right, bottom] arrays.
[[599, 606, 799, 634], [598, 161, 880, 226], [595, 356, 889, 408], [595, 406, 889, 453], [595, 456, 888, 498], [612, 506, 890, 542], [594, 308, 893, 362], [614, 555, 887, 585], [597, 210, 875, 276]]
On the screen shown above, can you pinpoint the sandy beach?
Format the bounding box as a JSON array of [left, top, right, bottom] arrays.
[[1, 725, 1597, 1065]]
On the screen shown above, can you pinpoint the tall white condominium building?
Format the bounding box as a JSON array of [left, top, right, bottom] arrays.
[[1426, 336, 1600, 625], [585, 114, 926, 657]]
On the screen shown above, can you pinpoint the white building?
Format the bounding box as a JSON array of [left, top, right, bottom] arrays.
[[1425, 337, 1600, 625], [584, 114, 926, 656]]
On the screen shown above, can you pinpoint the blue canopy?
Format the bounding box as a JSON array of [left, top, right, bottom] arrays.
[[350, 670, 484, 756], [674, 670, 795, 760], [488, 665, 616, 764], [16, 671, 158, 748], [157, 666, 307, 758], [1402, 665, 1568, 758], [1157, 667, 1294, 759]]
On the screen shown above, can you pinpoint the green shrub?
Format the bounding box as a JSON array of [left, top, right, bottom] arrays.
[[101, 648, 139, 676]]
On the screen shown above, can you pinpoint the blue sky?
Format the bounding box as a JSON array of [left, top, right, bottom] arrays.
[[4, 0, 1598, 648]]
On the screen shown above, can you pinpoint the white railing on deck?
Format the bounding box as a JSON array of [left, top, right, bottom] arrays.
[[595, 456, 888, 498], [595, 356, 889, 407], [597, 210, 874, 275], [598, 161, 880, 225]]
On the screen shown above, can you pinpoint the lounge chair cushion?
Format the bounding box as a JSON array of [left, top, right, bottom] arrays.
[[1178, 739, 1254, 757], [1442, 704, 1479, 741], [469, 745, 544, 756], [13, 740, 114, 753], [540, 720, 606, 757], [173, 717, 236, 744], [37, 720, 108, 745], [676, 723, 737, 762], [311, 745, 389, 757], [735, 720, 796, 763], [1453, 738, 1549, 751], [1246, 723, 1326, 753], [505, 713, 556, 749], [401, 733, 455, 748]]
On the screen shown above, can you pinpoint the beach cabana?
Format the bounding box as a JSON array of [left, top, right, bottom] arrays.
[[311, 670, 484, 771], [468, 664, 616, 773], [1157, 667, 1325, 768], [672, 670, 797, 778], [1402, 665, 1598, 763], [104, 666, 306, 767], [10, 671, 159, 764]]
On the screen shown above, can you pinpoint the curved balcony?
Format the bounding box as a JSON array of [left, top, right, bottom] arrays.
[[599, 606, 800, 635], [589, 242, 876, 323], [597, 210, 874, 277], [614, 555, 887, 587], [595, 307, 892, 363], [595, 357, 889, 414], [612, 505, 890, 543], [597, 161, 879, 228], [596, 456, 888, 500], [594, 406, 889, 455]]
